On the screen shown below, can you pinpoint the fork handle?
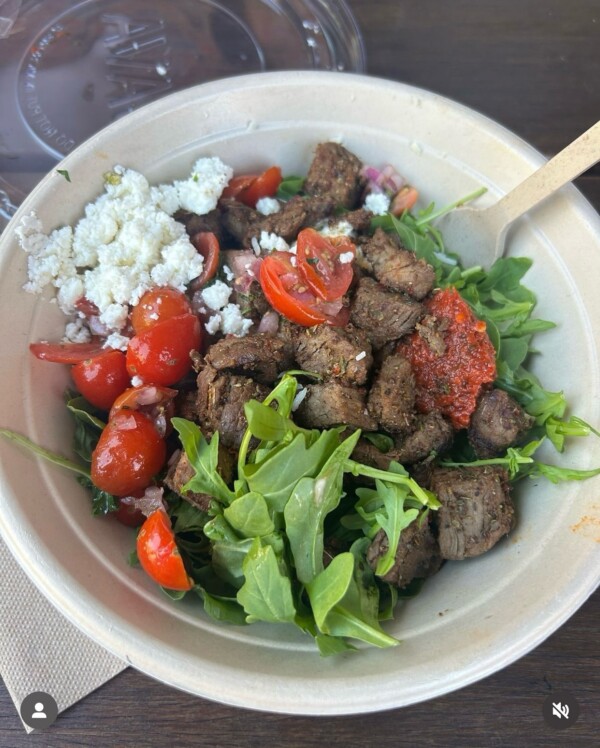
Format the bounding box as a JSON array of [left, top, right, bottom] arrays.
[[491, 119, 600, 225]]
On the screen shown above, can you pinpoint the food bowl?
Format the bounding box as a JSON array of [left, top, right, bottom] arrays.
[[0, 71, 599, 714]]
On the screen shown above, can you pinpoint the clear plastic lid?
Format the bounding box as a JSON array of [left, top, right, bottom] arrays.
[[0, 0, 365, 223]]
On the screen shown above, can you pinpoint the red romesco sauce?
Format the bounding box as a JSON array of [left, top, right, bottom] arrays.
[[399, 287, 496, 429]]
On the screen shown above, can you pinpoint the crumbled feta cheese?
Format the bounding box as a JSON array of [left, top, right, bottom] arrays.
[[201, 280, 232, 311], [257, 230, 289, 253], [291, 387, 307, 412], [174, 157, 233, 215], [205, 314, 222, 335], [220, 304, 253, 337], [338, 251, 354, 264], [103, 332, 130, 351], [223, 264, 234, 282], [364, 192, 391, 216], [251, 237, 261, 256], [131, 375, 144, 387], [64, 318, 92, 344], [318, 220, 355, 238], [355, 350, 367, 361], [256, 197, 281, 216], [290, 255, 297, 267]]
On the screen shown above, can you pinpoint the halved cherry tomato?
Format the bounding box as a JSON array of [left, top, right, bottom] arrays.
[[126, 313, 201, 386], [30, 341, 106, 363], [109, 384, 177, 437], [259, 251, 347, 327], [390, 186, 419, 215], [136, 508, 193, 591], [221, 174, 258, 201], [296, 228, 355, 301], [189, 232, 220, 291], [237, 166, 282, 207], [130, 287, 192, 334], [71, 349, 130, 410], [91, 410, 167, 496]]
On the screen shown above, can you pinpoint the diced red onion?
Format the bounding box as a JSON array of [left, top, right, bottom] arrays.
[[88, 316, 110, 337], [257, 310, 279, 334], [361, 164, 406, 197], [120, 486, 166, 517], [135, 386, 160, 406], [118, 415, 138, 431]]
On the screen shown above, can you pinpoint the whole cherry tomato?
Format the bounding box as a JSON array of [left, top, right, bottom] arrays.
[[126, 313, 201, 386], [71, 349, 130, 410], [91, 410, 166, 496], [137, 508, 193, 591], [130, 287, 192, 334]]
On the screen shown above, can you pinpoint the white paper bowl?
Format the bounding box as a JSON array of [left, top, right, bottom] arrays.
[[0, 72, 599, 715]]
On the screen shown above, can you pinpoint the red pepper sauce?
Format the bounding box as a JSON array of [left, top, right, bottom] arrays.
[[398, 287, 496, 429]]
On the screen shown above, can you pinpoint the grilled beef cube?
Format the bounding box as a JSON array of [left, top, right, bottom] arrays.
[[196, 364, 269, 449], [233, 282, 271, 321], [350, 277, 424, 348], [300, 195, 337, 225], [304, 142, 364, 209], [394, 411, 454, 464], [220, 199, 260, 245], [430, 466, 515, 560], [295, 382, 378, 431], [468, 388, 534, 458], [249, 197, 308, 244], [205, 334, 293, 385], [342, 208, 373, 233], [367, 353, 416, 435], [164, 446, 234, 512], [293, 323, 373, 386], [175, 208, 224, 243], [362, 228, 436, 300], [366, 517, 442, 588], [175, 388, 200, 422]]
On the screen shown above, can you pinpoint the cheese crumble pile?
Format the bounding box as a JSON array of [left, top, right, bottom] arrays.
[[15, 157, 256, 348]]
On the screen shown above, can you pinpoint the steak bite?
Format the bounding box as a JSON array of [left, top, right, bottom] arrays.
[[249, 195, 336, 243], [220, 199, 259, 245], [350, 277, 424, 348], [196, 364, 269, 449], [164, 446, 234, 512], [304, 142, 364, 209], [205, 333, 293, 385], [366, 517, 442, 588], [362, 228, 436, 300], [295, 382, 378, 431], [293, 323, 373, 385], [367, 354, 416, 435], [468, 388, 534, 458], [175, 208, 224, 243], [394, 411, 454, 465], [430, 466, 515, 560]]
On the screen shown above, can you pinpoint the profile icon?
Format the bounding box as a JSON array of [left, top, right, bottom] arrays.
[[20, 691, 58, 729], [32, 702, 47, 719]]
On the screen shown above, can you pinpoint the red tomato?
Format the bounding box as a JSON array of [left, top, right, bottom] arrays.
[[91, 410, 167, 496], [131, 287, 192, 334], [126, 314, 201, 386], [189, 232, 220, 291], [109, 384, 177, 437], [237, 166, 282, 207], [221, 174, 258, 201], [71, 349, 130, 410], [390, 186, 419, 215], [30, 341, 106, 363], [259, 252, 347, 327], [296, 228, 355, 301], [137, 508, 193, 591]]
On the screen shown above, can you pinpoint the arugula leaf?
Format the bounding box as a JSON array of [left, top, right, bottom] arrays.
[[276, 175, 305, 200], [171, 418, 235, 505], [56, 169, 71, 182], [315, 634, 357, 656], [0, 427, 91, 478], [223, 492, 275, 538], [76, 475, 119, 515], [363, 432, 394, 453], [195, 587, 247, 625], [285, 430, 361, 583], [372, 480, 419, 577], [237, 538, 296, 623], [306, 550, 398, 649]]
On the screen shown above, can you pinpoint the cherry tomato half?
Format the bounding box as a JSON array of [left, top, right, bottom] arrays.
[[126, 313, 202, 386], [259, 251, 347, 327], [137, 508, 193, 591], [109, 384, 177, 437], [237, 166, 282, 208], [91, 410, 167, 496], [30, 341, 106, 363], [296, 228, 355, 301], [390, 186, 419, 215], [189, 232, 220, 291], [71, 349, 130, 411], [221, 174, 258, 201], [131, 287, 192, 334]]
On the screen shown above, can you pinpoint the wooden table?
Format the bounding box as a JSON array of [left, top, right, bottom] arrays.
[[1, 1, 598, 745]]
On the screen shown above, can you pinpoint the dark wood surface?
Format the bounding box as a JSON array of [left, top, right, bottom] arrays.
[[1, 1, 599, 745]]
